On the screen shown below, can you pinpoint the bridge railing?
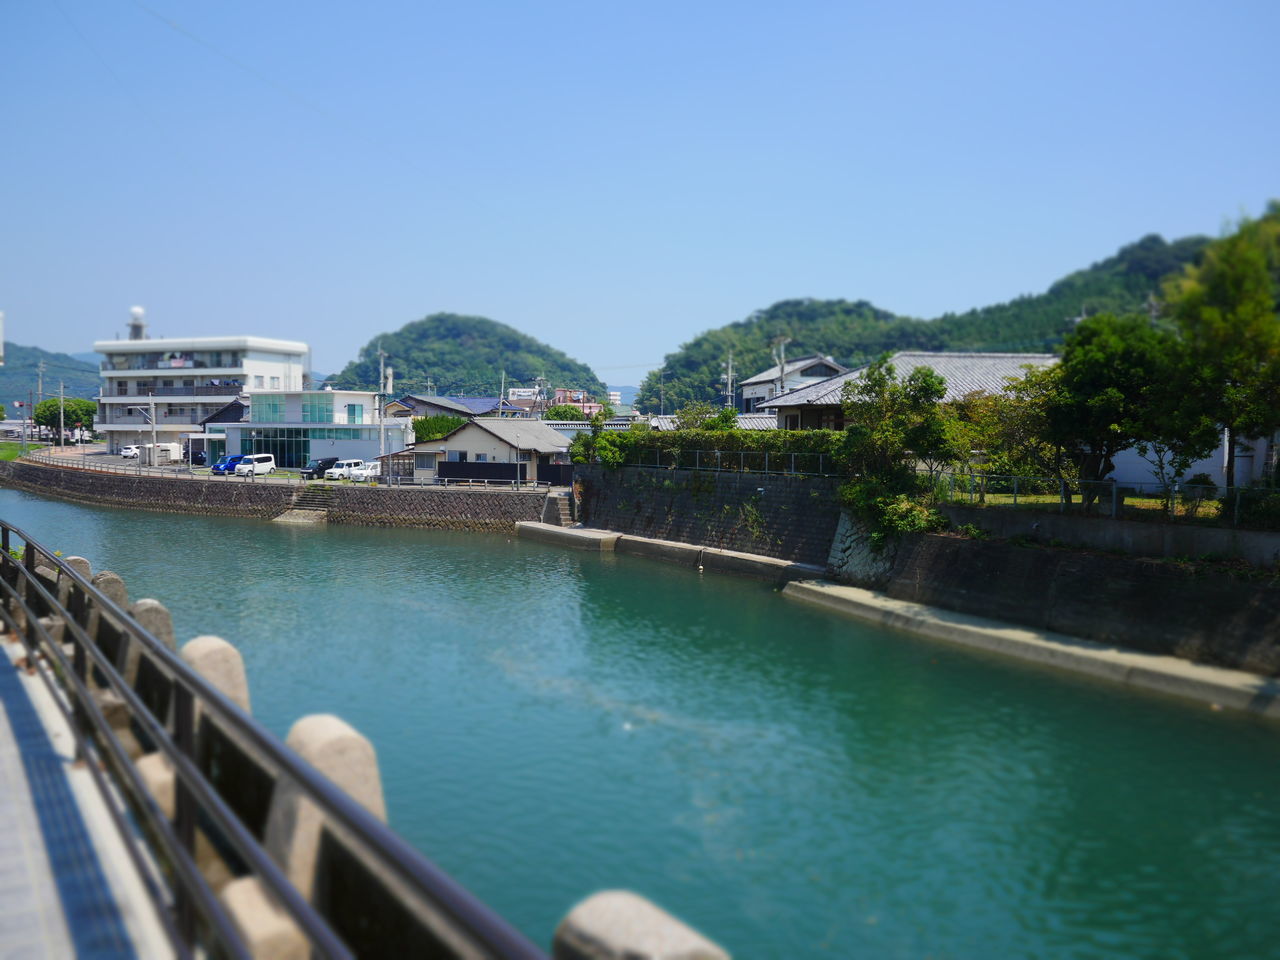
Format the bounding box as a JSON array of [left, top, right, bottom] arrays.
[[0, 520, 545, 959]]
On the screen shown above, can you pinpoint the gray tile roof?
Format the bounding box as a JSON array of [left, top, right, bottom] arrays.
[[649, 413, 778, 431], [739, 354, 848, 386], [466, 417, 569, 453], [759, 352, 1058, 408]]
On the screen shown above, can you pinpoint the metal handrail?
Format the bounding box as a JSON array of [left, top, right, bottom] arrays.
[[0, 520, 545, 959]]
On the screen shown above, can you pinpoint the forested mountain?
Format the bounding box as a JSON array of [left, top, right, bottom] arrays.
[[0, 343, 100, 405], [635, 232, 1212, 412], [332, 313, 608, 399]]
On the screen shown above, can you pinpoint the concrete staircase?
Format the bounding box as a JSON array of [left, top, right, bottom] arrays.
[[272, 484, 335, 523], [543, 492, 573, 527]]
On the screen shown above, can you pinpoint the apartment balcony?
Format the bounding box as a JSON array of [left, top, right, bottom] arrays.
[[101, 360, 243, 372], [96, 414, 203, 426], [100, 385, 246, 399]]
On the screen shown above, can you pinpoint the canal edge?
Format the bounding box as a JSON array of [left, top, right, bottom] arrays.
[[782, 579, 1280, 721]]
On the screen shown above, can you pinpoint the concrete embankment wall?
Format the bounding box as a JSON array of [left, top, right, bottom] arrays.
[[940, 503, 1280, 569], [0, 460, 544, 532], [880, 535, 1280, 677], [576, 465, 842, 567], [577, 465, 1280, 678]]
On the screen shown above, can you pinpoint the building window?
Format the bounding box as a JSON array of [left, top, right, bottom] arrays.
[[345, 403, 363, 424], [414, 453, 437, 470], [270, 376, 280, 389], [784, 414, 800, 430], [250, 394, 286, 422], [254, 376, 265, 389], [446, 450, 467, 462], [474, 453, 488, 462], [302, 395, 334, 423], [162, 379, 174, 388]]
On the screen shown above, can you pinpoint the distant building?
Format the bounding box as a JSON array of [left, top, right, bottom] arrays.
[[759, 351, 1058, 431], [409, 417, 570, 482], [94, 316, 311, 453], [384, 394, 527, 419], [608, 390, 622, 405], [203, 389, 411, 467], [551, 387, 604, 417], [739, 355, 848, 412]]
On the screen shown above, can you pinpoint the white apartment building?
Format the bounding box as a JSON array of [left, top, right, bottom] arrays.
[[94, 318, 311, 453]]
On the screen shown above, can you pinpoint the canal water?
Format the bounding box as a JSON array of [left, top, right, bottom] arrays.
[[4, 487, 1279, 959]]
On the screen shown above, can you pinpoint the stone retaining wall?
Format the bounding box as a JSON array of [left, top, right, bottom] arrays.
[[0, 461, 544, 532], [883, 533, 1280, 676], [576, 465, 842, 566]]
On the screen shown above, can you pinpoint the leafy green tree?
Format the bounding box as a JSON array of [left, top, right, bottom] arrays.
[[545, 403, 590, 420], [672, 401, 737, 431], [412, 414, 465, 443], [1165, 216, 1280, 488], [34, 397, 97, 443], [1047, 313, 1168, 486], [838, 356, 948, 485], [982, 367, 1076, 481]]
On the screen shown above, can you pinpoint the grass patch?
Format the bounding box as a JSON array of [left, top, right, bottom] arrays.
[[0, 442, 42, 461]]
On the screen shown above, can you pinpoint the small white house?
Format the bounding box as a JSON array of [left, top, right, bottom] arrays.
[[410, 417, 570, 482]]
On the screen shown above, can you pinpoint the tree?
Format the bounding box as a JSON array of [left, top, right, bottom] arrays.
[[412, 414, 465, 443], [838, 356, 948, 485], [1047, 313, 1169, 487], [34, 397, 97, 443], [1165, 216, 1280, 488], [673, 401, 736, 431], [545, 403, 591, 420]]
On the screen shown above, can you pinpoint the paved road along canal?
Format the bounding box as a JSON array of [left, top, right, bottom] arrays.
[[4, 486, 1280, 958]]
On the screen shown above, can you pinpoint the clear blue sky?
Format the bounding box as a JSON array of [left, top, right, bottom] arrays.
[[3, 0, 1275, 385]]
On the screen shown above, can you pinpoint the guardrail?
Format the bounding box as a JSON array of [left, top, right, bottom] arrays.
[[620, 448, 839, 477], [0, 520, 545, 958]]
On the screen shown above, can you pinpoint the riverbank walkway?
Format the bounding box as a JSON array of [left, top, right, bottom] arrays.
[[1, 636, 169, 959]]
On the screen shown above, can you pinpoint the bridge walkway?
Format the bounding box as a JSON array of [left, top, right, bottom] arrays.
[[1, 638, 168, 959]]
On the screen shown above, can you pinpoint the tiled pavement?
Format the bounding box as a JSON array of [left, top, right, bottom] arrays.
[[0, 647, 136, 959]]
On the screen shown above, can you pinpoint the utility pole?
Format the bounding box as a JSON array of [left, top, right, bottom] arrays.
[[36, 360, 46, 404], [659, 370, 665, 417], [721, 350, 736, 410], [772, 337, 792, 401], [377, 347, 387, 464], [499, 369, 506, 412], [150, 394, 157, 465], [59, 381, 65, 447]]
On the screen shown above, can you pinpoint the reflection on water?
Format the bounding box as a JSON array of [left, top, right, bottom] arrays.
[[5, 488, 1280, 958]]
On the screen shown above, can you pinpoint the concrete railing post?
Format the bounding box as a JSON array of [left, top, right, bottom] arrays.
[[553, 890, 730, 960]]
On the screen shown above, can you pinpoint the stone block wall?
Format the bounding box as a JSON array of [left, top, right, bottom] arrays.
[[576, 465, 843, 566], [324, 485, 544, 531], [885, 533, 1280, 675], [0, 461, 544, 532], [0, 460, 294, 517]]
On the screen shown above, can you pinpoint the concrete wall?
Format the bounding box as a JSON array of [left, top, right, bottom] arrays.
[[576, 465, 843, 567], [0, 461, 544, 532], [941, 504, 1280, 569], [883, 533, 1280, 676]]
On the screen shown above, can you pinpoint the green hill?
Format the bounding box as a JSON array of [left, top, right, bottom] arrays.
[[332, 313, 608, 399], [0, 343, 100, 407], [635, 232, 1212, 412]]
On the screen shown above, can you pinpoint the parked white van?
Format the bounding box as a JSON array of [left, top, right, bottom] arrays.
[[324, 459, 364, 480], [350, 460, 381, 483], [234, 453, 276, 476]]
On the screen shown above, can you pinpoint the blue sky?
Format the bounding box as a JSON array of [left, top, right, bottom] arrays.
[[2, 0, 1275, 385]]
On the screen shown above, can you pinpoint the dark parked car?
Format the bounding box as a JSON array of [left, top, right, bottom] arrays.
[[210, 454, 246, 476], [300, 456, 340, 480]]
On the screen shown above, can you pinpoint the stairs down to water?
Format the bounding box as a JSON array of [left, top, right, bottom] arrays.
[[272, 485, 336, 524], [544, 492, 572, 527]]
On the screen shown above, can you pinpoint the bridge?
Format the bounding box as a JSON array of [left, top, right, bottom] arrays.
[[0, 519, 727, 959]]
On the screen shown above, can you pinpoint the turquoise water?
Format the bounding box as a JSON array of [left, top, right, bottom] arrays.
[[5, 487, 1280, 958]]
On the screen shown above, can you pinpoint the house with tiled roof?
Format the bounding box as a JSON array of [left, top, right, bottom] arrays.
[[739, 354, 848, 412], [408, 416, 570, 483], [384, 394, 528, 419], [759, 352, 1058, 430]]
